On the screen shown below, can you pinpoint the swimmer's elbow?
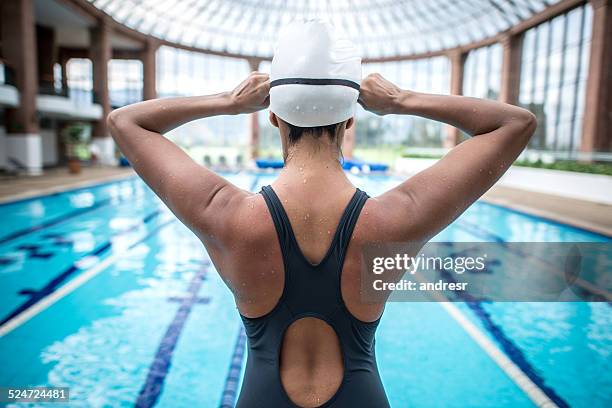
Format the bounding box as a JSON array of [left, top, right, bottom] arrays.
[[520, 109, 537, 135], [511, 108, 537, 141], [107, 108, 131, 139]]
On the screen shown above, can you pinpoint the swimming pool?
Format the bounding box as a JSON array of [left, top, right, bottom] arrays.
[[0, 172, 609, 407]]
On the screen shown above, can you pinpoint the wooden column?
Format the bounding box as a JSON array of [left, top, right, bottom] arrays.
[[141, 38, 158, 100], [90, 18, 111, 137], [1, 0, 38, 134], [581, 0, 612, 153], [445, 50, 465, 147], [248, 58, 261, 159], [36, 25, 56, 92], [499, 33, 524, 105]]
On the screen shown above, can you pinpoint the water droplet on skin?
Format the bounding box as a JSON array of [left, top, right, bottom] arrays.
[[241, 282, 246, 286], [327, 230, 331, 234], [303, 179, 307, 184]]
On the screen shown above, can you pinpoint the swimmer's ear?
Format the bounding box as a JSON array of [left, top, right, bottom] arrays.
[[345, 117, 354, 130], [269, 111, 279, 128]]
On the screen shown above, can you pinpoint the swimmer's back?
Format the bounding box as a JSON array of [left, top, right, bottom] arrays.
[[203, 180, 395, 407]]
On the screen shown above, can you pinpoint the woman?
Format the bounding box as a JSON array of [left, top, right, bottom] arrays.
[[108, 21, 535, 408]]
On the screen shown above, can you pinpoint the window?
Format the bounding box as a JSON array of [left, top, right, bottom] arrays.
[[358, 57, 451, 149], [67, 58, 93, 105], [463, 43, 502, 100], [518, 3, 592, 154], [155, 46, 250, 151]]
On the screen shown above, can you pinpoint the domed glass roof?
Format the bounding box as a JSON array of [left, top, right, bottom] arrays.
[[89, 0, 558, 60]]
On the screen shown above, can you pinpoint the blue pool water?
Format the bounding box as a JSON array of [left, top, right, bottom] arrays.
[[0, 172, 610, 407]]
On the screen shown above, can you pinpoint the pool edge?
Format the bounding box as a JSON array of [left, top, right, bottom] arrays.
[[0, 170, 137, 206], [480, 196, 612, 239]]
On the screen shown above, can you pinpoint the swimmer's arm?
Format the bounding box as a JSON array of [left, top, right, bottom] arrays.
[[360, 73, 536, 241], [107, 72, 270, 235]]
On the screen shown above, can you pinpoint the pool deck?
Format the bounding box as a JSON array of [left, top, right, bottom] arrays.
[[0, 166, 135, 204], [482, 185, 612, 237], [1, 166, 610, 237]]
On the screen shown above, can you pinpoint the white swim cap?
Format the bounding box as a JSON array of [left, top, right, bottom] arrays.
[[270, 20, 361, 127]]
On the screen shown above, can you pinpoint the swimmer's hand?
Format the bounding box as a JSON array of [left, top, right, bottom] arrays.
[[358, 73, 407, 116], [229, 72, 270, 114]]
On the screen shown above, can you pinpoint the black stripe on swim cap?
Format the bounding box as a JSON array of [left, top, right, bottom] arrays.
[[270, 78, 360, 91]]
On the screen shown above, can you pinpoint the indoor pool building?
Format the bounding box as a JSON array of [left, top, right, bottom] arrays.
[[0, 1, 611, 408]]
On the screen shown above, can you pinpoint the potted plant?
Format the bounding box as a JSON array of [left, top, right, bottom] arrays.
[[62, 122, 91, 174]]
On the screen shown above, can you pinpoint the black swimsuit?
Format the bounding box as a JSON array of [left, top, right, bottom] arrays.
[[236, 185, 389, 407]]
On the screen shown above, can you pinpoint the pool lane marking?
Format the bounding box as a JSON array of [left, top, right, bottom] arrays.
[[219, 326, 247, 408], [439, 302, 560, 408], [135, 264, 209, 408], [427, 254, 570, 407], [0, 217, 176, 338], [0, 208, 164, 326], [411, 271, 560, 408], [137, 174, 260, 407], [455, 219, 612, 301], [0, 197, 116, 245], [1, 173, 260, 334], [0, 177, 145, 245]]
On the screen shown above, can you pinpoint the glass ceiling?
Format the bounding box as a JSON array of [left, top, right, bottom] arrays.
[[89, 0, 560, 60]]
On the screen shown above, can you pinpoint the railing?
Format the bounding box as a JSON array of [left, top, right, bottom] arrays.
[[38, 82, 69, 97], [37, 82, 105, 111], [36, 82, 139, 109]]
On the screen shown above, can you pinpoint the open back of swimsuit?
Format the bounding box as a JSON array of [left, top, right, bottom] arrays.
[[236, 185, 389, 408]]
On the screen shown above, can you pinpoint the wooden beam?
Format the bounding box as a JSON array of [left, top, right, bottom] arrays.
[[499, 33, 524, 105], [2, 0, 38, 133], [581, 0, 612, 153], [90, 18, 111, 137]]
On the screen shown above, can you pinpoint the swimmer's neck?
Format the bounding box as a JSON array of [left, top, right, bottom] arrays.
[[282, 137, 344, 172], [280, 137, 349, 184]]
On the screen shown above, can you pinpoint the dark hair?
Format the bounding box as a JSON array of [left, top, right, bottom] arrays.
[[286, 121, 344, 145]]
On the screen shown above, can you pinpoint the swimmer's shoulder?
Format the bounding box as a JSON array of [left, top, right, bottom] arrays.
[[352, 195, 424, 244], [214, 190, 276, 248]]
